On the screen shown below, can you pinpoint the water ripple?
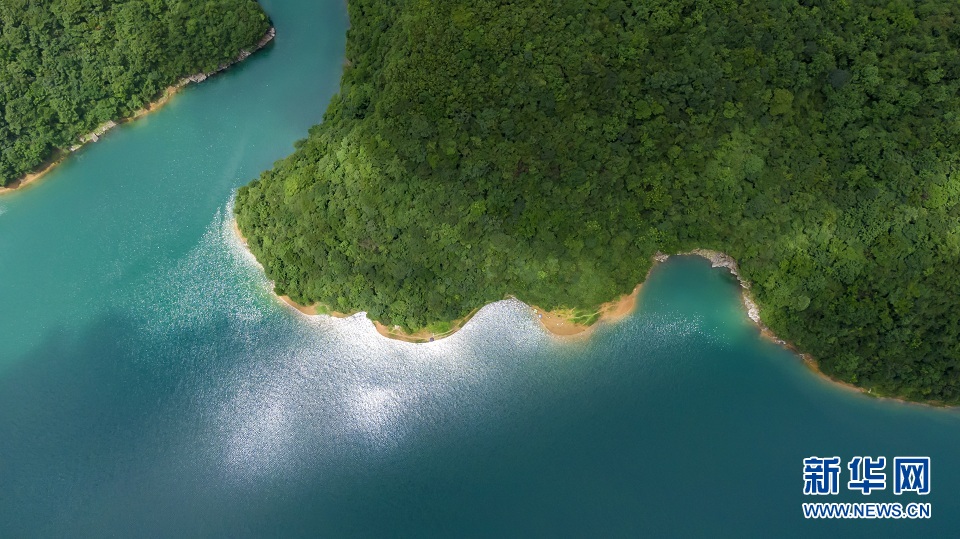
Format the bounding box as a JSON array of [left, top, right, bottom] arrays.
[[116, 197, 555, 484]]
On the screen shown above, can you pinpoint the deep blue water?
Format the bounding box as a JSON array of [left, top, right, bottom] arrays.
[[1, 1, 958, 536]]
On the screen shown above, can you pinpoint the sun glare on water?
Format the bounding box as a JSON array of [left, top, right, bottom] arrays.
[[131, 199, 553, 483]]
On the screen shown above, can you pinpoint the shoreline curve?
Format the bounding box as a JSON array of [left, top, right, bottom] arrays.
[[232, 217, 950, 407], [231, 217, 639, 343], [0, 27, 276, 197], [660, 249, 953, 408]]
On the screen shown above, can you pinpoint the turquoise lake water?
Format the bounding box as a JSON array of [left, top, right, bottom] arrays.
[[2, 0, 959, 536]]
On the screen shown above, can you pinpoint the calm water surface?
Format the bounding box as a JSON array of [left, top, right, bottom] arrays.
[[1, 1, 959, 536]]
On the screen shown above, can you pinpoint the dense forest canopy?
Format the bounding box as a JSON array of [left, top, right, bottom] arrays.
[[236, 0, 960, 403], [0, 0, 269, 186]]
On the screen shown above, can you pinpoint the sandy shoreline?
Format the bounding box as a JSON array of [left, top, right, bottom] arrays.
[[231, 217, 635, 343], [236, 217, 729, 346], [528, 283, 642, 339], [234, 219, 460, 343], [231, 217, 954, 406], [282, 291, 480, 343], [0, 27, 276, 197]]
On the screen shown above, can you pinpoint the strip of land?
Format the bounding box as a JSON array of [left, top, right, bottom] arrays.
[[0, 27, 276, 197], [232, 217, 639, 342], [232, 217, 955, 406]]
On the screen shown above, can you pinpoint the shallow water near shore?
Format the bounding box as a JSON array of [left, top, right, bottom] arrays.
[[2, 0, 960, 536]]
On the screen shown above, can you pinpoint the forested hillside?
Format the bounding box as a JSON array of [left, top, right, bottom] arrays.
[[236, 0, 960, 403], [0, 0, 269, 186]]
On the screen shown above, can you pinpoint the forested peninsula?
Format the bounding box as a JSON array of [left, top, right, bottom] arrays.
[[0, 0, 270, 188], [236, 0, 960, 403]]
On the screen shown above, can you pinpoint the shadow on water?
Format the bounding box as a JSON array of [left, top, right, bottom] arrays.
[[0, 312, 237, 536], [0, 309, 689, 536], [0, 305, 548, 536], [0, 309, 355, 536], [3, 258, 960, 538], [0, 299, 726, 537]]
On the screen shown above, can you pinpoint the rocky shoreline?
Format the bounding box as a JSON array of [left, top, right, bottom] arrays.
[[1, 27, 276, 195], [233, 212, 948, 407], [656, 249, 774, 342], [660, 250, 953, 407]]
